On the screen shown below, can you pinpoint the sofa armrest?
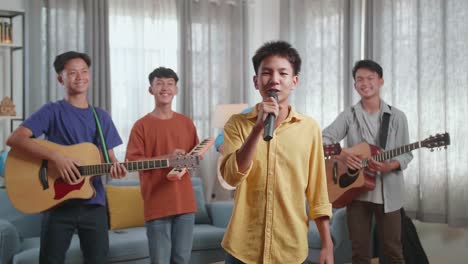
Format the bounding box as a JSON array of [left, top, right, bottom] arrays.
[[206, 201, 233, 228], [0, 219, 21, 264]]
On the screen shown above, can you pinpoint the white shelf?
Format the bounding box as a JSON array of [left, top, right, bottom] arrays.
[[0, 116, 21, 120], [0, 43, 22, 49]]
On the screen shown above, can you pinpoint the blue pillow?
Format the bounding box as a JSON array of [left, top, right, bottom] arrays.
[[193, 185, 211, 224]]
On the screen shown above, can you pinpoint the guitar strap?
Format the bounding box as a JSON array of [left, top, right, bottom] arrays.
[[91, 106, 111, 163], [379, 105, 391, 149]]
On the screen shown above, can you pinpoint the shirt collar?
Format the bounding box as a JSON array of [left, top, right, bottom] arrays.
[[354, 99, 392, 116], [245, 103, 303, 123]]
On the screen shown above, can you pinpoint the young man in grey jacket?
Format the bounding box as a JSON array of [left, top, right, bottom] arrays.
[[322, 59, 413, 264]]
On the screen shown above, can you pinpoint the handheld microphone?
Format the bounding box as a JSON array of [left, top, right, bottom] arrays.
[[263, 90, 278, 141]]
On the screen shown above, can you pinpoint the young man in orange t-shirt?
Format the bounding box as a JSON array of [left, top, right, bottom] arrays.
[[125, 67, 199, 264]]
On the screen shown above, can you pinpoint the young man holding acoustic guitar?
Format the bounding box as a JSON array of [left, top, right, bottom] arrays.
[[6, 51, 127, 263], [322, 59, 413, 264], [220, 41, 334, 264], [125, 67, 199, 264]]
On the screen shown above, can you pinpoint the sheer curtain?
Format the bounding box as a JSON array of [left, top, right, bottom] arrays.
[[371, 0, 468, 226], [25, 0, 111, 113], [182, 0, 247, 199], [284, 0, 356, 130], [108, 0, 179, 160]]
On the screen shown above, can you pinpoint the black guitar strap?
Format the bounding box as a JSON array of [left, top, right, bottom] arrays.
[[379, 105, 391, 149]]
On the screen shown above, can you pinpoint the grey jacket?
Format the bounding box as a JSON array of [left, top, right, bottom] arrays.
[[322, 100, 413, 213]]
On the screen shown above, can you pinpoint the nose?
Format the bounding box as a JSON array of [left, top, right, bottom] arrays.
[[270, 72, 280, 84]]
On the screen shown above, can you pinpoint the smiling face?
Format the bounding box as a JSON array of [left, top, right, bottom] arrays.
[[57, 58, 90, 96], [253, 55, 298, 104], [149, 77, 178, 106], [354, 68, 384, 100]]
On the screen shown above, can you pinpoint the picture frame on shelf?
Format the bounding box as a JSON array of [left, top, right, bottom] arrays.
[[10, 118, 22, 132]]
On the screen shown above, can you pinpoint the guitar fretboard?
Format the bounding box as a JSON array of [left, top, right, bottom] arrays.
[[79, 159, 169, 176], [362, 141, 421, 167]]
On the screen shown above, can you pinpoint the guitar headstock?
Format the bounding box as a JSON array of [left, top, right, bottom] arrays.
[[421, 132, 450, 150], [169, 155, 200, 169], [324, 143, 342, 158]]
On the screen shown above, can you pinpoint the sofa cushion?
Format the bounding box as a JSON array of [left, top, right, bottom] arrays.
[[107, 227, 149, 262], [192, 224, 226, 251], [14, 227, 150, 263], [192, 180, 211, 225], [106, 185, 145, 230]]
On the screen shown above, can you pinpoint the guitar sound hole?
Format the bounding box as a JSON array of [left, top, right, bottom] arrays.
[[338, 169, 359, 188]]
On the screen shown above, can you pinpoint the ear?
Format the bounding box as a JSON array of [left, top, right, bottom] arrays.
[[57, 74, 64, 85], [148, 86, 154, 95], [253, 75, 258, 90], [174, 85, 179, 95], [379, 77, 384, 87], [291, 75, 299, 90]]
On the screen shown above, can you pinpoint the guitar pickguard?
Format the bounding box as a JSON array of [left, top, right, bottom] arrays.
[[53, 178, 85, 200]]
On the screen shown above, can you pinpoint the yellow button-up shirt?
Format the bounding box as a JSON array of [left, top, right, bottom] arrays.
[[220, 105, 332, 264]]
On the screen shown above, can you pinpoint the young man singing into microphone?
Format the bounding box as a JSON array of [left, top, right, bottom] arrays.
[[220, 41, 334, 264]]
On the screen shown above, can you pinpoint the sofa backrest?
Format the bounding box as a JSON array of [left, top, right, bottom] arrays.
[[0, 188, 42, 239]]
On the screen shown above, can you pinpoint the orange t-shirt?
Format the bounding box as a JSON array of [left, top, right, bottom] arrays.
[[125, 112, 199, 221]]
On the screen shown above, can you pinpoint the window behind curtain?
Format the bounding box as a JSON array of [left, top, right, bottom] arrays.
[[373, 0, 468, 226], [286, 0, 349, 128], [108, 0, 179, 160]]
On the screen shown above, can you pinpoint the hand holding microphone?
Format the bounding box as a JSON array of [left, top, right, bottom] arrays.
[[263, 90, 279, 141]]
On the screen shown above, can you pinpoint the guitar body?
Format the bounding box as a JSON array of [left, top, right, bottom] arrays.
[[5, 139, 102, 214], [326, 142, 378, 208]]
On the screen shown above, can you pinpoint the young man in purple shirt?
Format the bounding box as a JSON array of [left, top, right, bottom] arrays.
[[7, 51, 127, 263]]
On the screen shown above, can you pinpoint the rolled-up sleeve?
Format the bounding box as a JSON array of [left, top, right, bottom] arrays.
[[307, 125, 333, 220], [220, 116, 253, 187]]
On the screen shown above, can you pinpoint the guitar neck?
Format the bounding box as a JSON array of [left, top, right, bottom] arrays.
[[363, 141, 422, 167], [78, 159, 170, 176]]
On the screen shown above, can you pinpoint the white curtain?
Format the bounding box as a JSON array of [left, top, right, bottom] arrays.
[[25, 0, 111, 113], [284, 0, 353, 128], [108, 0, 179, 160], [372, 0, 468, 227], [182, 0, 247, 200]]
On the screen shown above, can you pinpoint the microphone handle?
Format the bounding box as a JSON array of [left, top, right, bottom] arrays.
[[263, 113, 275, 141]]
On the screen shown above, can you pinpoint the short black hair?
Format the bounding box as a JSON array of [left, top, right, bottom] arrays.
[[148, 67, 179, 85], [53, 51, 91, 74], [252, 41, 301, 75], [352, 59, 383, 80]]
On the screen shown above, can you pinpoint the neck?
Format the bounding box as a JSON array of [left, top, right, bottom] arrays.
[[275, 103, 290, 125], [361, 97, 380, 113], [152, 105, 174, 119], [65, 94, 88, 108]]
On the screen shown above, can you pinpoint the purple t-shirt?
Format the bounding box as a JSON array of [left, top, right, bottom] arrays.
[[22, 99, 122, 206]]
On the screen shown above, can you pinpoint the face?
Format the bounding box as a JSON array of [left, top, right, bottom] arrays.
[[149, 77, 178, 106], [253, 55, 298, 103], [354, 68, 384, 100], [57, 58, 90, 95]]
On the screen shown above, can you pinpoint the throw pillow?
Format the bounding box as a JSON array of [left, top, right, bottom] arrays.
[[106, 185, 145, 230], [193, 185, 211, 224]]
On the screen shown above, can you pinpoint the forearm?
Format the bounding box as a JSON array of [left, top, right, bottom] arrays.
[[315, 216, 333, 247], [235, 125, 262, 173], [7, 130, 58, 162]]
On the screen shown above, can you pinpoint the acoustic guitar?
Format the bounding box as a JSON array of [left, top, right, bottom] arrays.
[[326, 133, 450, 208], [5, 138, 213, 214]]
